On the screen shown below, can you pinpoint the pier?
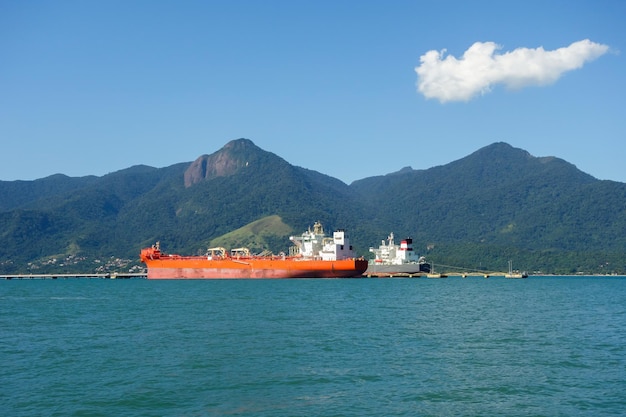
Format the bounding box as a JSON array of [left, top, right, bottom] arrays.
[[364, 272, 505, 278], [0, 273, 146, 280], [364, 263, 515, 278]]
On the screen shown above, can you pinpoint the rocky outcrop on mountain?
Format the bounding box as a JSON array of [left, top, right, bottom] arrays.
[[184, 138, 254, 187]]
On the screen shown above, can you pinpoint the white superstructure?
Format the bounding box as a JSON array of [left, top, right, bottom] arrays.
[[289, 221, 357, 261], [369, 233, 425, 265]]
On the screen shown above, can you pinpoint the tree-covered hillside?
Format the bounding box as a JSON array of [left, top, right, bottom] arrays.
[[0, 139, 625, 275], [351, 142, 626, 273]]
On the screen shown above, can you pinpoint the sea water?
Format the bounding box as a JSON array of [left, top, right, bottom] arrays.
[[1, 276, 625, 416]]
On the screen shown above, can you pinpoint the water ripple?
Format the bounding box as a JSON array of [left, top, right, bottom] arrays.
[[1, 277, 625, 416]]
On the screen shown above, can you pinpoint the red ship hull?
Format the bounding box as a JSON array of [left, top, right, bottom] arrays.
[[141, 248, 368, 279]]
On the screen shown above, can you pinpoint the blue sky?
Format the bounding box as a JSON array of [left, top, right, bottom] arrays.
[[1, 0, 624, 184]]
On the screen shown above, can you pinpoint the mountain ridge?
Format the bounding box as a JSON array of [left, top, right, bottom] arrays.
[[0, 138, 624, 275]]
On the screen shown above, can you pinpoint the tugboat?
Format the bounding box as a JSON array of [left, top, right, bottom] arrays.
[[364, 233, 431, 277]]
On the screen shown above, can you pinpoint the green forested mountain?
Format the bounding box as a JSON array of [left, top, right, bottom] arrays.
[[1, 139, 625, 274], [352, 143, 626, 274]]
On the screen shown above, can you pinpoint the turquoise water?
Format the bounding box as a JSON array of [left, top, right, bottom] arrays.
[[2, 277, 625, 416]]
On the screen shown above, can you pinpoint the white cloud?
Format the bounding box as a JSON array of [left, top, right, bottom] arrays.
[[415, 39, 609, 103]]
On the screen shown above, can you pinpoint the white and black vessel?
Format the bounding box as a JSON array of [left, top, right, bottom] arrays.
[[364, 233, 430, 277]]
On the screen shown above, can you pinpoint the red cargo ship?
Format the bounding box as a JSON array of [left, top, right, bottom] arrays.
[[140, 222, 367, 279]]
